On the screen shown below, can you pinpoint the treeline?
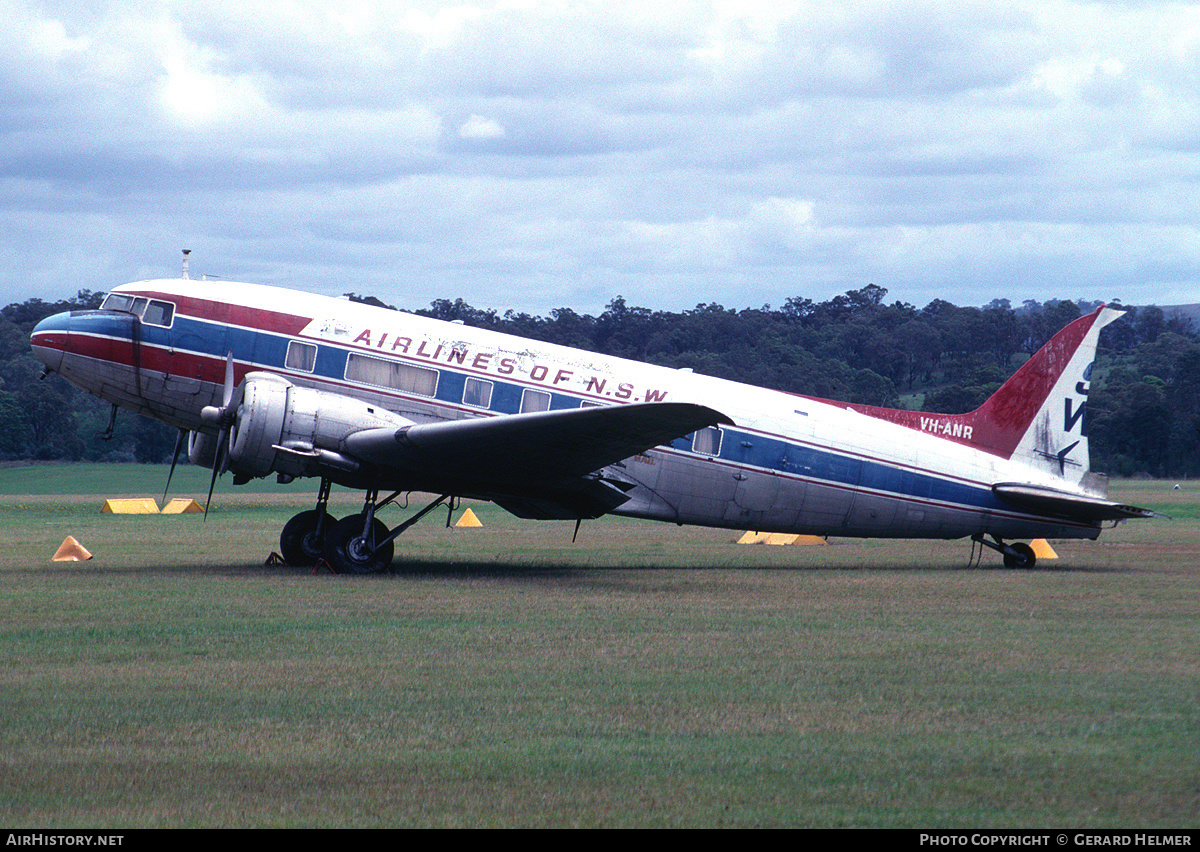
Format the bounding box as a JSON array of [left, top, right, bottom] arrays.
[[3, 284, 1198, 477]]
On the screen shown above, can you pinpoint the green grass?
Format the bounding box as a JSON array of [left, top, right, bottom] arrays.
[[0, 466, 1197, 827], [0, 461, 316, 496]]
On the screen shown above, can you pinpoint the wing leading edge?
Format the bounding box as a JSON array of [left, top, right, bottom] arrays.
[[343, 401, 732, 518]]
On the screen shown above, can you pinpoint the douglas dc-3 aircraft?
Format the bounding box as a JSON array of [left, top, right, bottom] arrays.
[[30, 271, 1157, 573]]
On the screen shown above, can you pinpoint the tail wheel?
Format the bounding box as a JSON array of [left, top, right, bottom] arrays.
[[1003, 542, 1037, 570], [323, 513, 394, 574], [279, 509, 332, 567]]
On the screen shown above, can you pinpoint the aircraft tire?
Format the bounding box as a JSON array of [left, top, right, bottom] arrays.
[[1003, 542, 1037, 570], [279, 509, 333, 567], [323, 513, 394, 574]]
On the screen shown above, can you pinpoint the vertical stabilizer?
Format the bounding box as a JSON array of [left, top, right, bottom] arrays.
[[843, 306, 1124, 488], [969, 306, 1124, 483]]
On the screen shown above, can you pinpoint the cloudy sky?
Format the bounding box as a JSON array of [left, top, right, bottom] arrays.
[[4, 0, 1200, 315]]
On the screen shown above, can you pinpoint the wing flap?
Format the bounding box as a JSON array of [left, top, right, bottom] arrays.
[[992, 482, 1166, 522]]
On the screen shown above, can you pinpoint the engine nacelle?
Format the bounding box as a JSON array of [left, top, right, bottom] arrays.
[[224, 373, 412, 480], [187, 430, 220, 468]]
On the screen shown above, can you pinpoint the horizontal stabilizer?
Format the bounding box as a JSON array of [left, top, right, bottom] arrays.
[[992, 482, 1166, 522]]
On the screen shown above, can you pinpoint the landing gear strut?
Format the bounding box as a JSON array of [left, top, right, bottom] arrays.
[[972, 534, 1038, 569]]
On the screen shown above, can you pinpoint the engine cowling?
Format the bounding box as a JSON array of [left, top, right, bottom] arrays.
[[187, 430, 220, 468], [222, 373, 412, 480]]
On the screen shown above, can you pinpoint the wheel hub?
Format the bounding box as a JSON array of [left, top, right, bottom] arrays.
[[347, 536, 374, 563]]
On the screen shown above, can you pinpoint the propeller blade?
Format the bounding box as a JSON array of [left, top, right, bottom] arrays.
[[222, 350, 234, 407], [203, 352, 239, 521], [204, 429, 227, 520], [162, 428, 186, 504]]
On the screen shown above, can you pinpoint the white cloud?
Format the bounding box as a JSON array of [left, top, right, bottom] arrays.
[[157, 33, 270, 128], [459, 114, 506, 140]]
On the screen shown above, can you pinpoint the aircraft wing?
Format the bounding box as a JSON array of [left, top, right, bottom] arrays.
[[343, 401, 731, 517], [992, 482, 1166, 522]]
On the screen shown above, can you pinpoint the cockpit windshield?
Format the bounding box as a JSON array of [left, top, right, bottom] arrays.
[[100, 293, 147, 315], [100, 293, 175, 328]]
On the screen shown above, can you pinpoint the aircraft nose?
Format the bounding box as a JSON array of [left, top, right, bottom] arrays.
[[30, 311, 70, 373]]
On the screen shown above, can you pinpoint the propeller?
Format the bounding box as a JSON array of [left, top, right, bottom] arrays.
[[162, 427, 186, 505], [198, 351, 241, 519]]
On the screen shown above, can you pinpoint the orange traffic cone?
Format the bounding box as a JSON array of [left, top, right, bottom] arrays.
[[53, 536, 93, 561], [455, 508, 483, 527]]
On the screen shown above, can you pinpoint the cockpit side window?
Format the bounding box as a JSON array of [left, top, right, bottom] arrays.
[[142, 300, 175, 328]]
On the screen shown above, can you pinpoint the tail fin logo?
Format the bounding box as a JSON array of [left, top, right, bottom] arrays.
[[1063, 365, 1091, 437], [1048, 362, 1093, 474]]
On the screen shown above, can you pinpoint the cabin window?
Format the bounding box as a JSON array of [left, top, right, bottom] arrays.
[[345, 352, 438, 397], [463, 377, 493, 409], [692, 426, 723, 457], [286, 341, 317, 372], [142, 300, 175, 328], [520, 389, 551, 413]]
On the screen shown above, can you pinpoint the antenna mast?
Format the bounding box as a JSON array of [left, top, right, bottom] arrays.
[[182, 249, 191, 279]]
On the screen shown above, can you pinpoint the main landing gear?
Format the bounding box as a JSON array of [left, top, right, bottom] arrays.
[[971, 534, 1038, 569], [278, 480, 453, 574], [279, 479, 334, 567]]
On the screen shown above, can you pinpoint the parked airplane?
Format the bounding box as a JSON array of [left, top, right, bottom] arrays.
[[30, 272, 1157, 572]]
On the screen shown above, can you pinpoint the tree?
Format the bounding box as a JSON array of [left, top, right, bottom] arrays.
[[0, 391, 32, 458]]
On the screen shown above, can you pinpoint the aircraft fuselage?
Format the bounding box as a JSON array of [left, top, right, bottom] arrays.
[[31, 279, 1114, 548]]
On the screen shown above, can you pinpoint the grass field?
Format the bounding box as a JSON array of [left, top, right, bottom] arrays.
[[0, 464, 1196, 828]]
